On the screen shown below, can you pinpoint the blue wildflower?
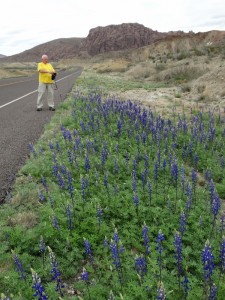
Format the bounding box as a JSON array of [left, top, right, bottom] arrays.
[[202, 240, 215, 282], [134, 254, 147, 279], [31, 269, 48, 300], [84, 239, 94, 263], [174, 231, 183, 276], [48, 247, 64, 297], [142, 223, 151, 255], [157, 281, 166, 300], [180, 211, 187, 235], [12, 251, 26, 281]]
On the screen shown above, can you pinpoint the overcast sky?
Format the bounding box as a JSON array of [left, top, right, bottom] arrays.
[[1, 0, 225, 56]]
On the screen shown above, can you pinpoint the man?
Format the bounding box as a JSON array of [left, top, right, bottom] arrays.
[[36, 54, 56, 111]]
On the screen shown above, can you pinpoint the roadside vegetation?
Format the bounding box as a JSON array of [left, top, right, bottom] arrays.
[[0, 70, 225, 299]]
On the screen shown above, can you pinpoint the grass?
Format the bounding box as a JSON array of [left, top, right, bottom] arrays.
[[0, 71, 225, 299]]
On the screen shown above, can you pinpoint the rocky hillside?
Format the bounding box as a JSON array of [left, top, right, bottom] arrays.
[[0, 23, 192, 62], [79, 23, 190, 56], [0, 38, 84, 62], [1, 23, 225, 64]]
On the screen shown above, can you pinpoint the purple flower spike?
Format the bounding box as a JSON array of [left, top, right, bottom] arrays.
[[31, 268, 48, 300], [81, 267, 89, 284], [202, 240, 215, 282], [157, 281, 166, 300]]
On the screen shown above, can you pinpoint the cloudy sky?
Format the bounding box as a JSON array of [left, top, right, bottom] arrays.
[[1, 0, 225, 56]]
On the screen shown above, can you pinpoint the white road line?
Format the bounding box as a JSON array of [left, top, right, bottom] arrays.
[[0, 72, 76, 110], [0, 90, 37, 109]]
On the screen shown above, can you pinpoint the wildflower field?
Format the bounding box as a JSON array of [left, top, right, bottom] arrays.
[[0, 73, 225, 300]]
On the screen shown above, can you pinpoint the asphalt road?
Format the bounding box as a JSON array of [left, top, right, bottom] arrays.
[[0, 67, 83, 202]]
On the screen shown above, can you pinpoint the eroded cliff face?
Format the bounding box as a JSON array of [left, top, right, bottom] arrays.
[[79, 23, 191, 56]]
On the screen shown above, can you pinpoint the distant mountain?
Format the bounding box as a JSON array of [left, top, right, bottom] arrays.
[[1, 37, 84, 62], [0, 54, 7, 58], [1, 23, 225, 63]]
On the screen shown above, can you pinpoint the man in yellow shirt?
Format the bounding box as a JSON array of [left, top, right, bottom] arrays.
[[36, 54, 56, 111]]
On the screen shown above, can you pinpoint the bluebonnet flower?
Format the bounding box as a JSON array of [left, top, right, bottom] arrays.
[[110, 240, 121, 270], [194, 153, 199, 168], [132, 170, 137, 192], [81, 267, 89, 284], [52, 164, 58, 177], [156, 230, 165, 282], [41, 176, 48, 192], [180, 166, 185, 193], [209, 283, 217, 300], [174, 231, 183, 277], [97, 204, 103, 227], [31, 269, 48, 300], [85, 154, 91, 172], [133, 193, 139, 208], [154, 160, 159, 182], [37, 145, 43, 155], [142, 223, 151, 255], [141, 171, 146, 189], [171, 160, 178, 181], [202, 240, 215, 282], [48, 141, 54, 151], [220, 236, 225, 274], [38, 190, 45, 203], [133, 159, 137, 172], [39, 236, 46, 254], [147, 180, 152, 204], [57, 173, 65, 189], [29, 143, 37, 157], [182, 274, 190, 298], [209, 180, 215, 201], [80, 120, 86, 131], [104, 173, 109, 193], [114, 158, 119, 173], [52, 215, 60, 231], [156, 230, 165, 255], [48, 247, 64, 297], [55, 140, 61, 152], [101, 142, 108, 165], [66, 204, 74, 230], [211, 192, 221, 222], [134, 255, 147, 279], [84, 239, 94, 263], [12, 251, 26, 281], [104, 236, 109, 247], [67, 149, 73, 165], [117, 119, 122, 138], [221, 156, 225, 169], [67, 171, 74, 199], [113, 228, 120, 244], [180, 210, 187, 235], [157, 281, 166, 300], [115, 143, 119, 153], [191, 169, 197, 187]]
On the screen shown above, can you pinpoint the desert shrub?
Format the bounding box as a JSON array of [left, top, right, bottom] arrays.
[[197, 85, 206, 93], [180, 84, 191, 93], [155, 63, 166, 71]]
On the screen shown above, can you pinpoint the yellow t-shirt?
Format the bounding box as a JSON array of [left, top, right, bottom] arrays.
[[37, 62, 55, 83]]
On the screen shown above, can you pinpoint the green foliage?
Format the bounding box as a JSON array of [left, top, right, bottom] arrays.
[[1, 75, 225, 299]]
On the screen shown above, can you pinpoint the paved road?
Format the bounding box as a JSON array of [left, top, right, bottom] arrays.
[[0, 67, 82, 202]]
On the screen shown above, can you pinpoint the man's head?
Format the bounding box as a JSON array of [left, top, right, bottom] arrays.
[[41, 54, 48, 63]]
